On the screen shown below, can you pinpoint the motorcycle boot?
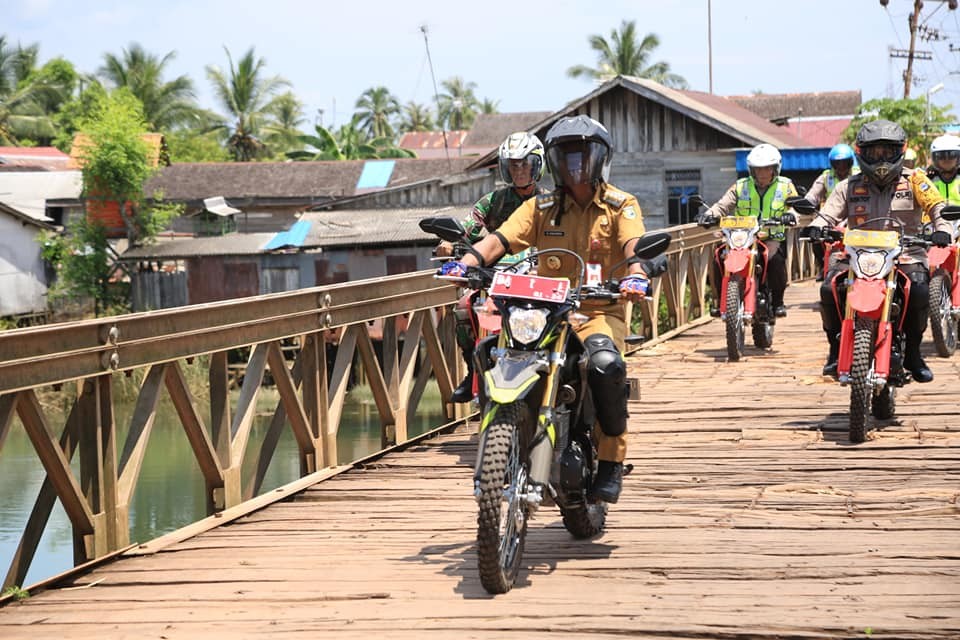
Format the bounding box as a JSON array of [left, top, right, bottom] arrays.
[[822, 332, 840, 377], [591, 460, 624, 504], [449, 349, 475, 403], [904, 338, 933, 383]]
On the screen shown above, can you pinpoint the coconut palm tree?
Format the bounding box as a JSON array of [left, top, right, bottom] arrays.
[[355, 86, 400, 139], [399, 101, 435, 133], [99, 43, 201, 131], [479, 98, 500, 114], [262, 91, 306, 155], [287, 116, 414, 161], [0, 36, 61, 144], [437, 76, 479, 130], [567, 20, 688, 89], [206, 46, 289, 161]]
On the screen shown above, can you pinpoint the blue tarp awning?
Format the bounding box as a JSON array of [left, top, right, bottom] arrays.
[[264, 219, 311, 251], [735, 148, 831, 173]]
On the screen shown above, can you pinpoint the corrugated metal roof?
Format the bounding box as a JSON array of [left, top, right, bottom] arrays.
[[0, 146, 71, 170], [0, 170, 82, 222], [735, 148, 831, 173]]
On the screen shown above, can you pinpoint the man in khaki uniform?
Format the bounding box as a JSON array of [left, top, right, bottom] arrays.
[[441, 115, 648, 503], [806, 120, 951, 381]]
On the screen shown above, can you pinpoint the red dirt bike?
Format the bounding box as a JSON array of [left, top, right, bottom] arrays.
[[800, 214, 938, 443], [698, 212, 796, 361], [926, 223, 960, 357]]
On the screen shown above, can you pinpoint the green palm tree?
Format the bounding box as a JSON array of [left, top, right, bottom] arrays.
[[437, 76, 479, 130], [355, 86, 400, 139], [99, 43, 201, 131], [206, 46, 289, 161], [262, 91, 306, 155], [479, 98, 500, 115], [567, 21, 688, 89], [287, 116, 414, 161], [399, 101, 435, 132], [0, 36, 60, 144]]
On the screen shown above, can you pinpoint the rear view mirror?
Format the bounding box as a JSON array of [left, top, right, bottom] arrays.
[[633, 231, 671, 260], [786, 196, 817, 215], [418, 216, 467, 243], [941, 205, 960, 221]]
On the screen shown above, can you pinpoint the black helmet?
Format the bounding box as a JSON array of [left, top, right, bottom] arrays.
[[544, 115, 612, 188], [854, 119, 907, 187]]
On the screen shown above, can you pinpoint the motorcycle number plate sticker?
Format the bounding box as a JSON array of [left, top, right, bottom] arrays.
[[720, 216, 757, 229], [844, 229, 898, 249], [489, 272, 570, 303], [586, 262, 603, 286]]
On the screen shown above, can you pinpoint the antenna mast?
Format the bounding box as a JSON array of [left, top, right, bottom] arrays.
[[420, 24, 451, 167]]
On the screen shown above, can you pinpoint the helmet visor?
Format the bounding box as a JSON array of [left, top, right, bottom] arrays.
[[933, 149, 960, 166], [498, 156, 539, 187], [859, 144, 902, 164], [546, 140, 608, 187]]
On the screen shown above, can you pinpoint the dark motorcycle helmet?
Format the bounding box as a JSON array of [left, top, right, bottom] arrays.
[[854, 119, 907, 188], [544, 115, 612, 189]]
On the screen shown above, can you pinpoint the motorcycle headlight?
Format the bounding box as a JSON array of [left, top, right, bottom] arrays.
[[855, 250, 888, 278], [507, 307, 549, 344], [729, 229, 750, 249]]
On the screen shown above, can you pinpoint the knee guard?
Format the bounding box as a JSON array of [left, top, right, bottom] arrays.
[[584, 334, 628, 437], [453, 293, 477, 353]]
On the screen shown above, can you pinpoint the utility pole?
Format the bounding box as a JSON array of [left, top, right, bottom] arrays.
[[903, 0, 922, 98]]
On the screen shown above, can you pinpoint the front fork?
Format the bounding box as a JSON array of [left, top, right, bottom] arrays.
[[837, 270, 896, 386], [473, 326, 570, 512]]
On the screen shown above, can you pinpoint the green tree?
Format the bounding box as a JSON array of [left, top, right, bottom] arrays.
[[399, 101, 435, 132], [479, 98, 500, 114], [842, 97, 954, 166], [0, 36, 64, 144], [262, 91, 306, 157], [98, 42, 201, 131], [567, 20, 688, 89], [355, 86, 400, 139], [165, 128, 231, 162], [437, 76, 479, 130], [287, 116, 415, 161], [206, 46, 289, 161]]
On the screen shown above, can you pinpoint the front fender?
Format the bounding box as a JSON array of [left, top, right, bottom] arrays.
[[481, 352, 545, 409], [848, 278, 888, 313], [723, 248, 751, 274], [928, 245, 953, 272]]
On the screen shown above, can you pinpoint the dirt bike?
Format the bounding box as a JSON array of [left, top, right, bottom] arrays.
[[926, 221, 960, 357], [698, 212, 796, 361], [420, 216, 670, 594]]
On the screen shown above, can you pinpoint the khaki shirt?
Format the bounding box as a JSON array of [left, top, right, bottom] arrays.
[[811, 169, 948, 265], [495, 184, 646, 341]]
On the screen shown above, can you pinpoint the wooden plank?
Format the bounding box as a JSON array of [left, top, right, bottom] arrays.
[[164, 361, 223, 492]]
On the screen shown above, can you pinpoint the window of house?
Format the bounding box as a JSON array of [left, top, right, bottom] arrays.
[[666, 169, 701, 226]]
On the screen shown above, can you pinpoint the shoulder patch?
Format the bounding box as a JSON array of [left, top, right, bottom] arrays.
[[623, 205, 638, 220], [602, 187, 628, 209], [536, 194, 556, 210]]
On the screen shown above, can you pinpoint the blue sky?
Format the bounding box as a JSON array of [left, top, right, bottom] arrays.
[[9, 0, 960, 128]]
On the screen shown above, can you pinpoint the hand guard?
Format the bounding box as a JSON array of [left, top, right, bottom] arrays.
[[619, 275, 650, 296], [931, 231, 952, 248], [439, 261, 468, 277]]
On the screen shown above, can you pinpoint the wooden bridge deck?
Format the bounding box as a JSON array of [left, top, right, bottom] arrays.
[[1, 280, 958, 639]]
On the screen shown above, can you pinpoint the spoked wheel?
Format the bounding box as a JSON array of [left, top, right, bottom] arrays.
[[724, 279, 745, 361], [871, 383, 896, 420], [928, 273, 957, 357], [560, 439, 607, 539], [476, 403, 529, 594], [849, 317, 877, 444]]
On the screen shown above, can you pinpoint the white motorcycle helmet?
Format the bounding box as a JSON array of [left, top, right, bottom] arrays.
[[931, 134, 960, 170], [746, 143, 782, 181], [497, 132, 545, 187]]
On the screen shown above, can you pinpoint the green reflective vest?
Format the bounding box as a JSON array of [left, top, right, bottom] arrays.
[[933, 176, 960, 206], [821, 165, 860, 200], [734, 176, 792, 240]]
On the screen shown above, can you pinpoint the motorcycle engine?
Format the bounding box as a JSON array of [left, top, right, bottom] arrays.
[[559, 440, 589, 493]]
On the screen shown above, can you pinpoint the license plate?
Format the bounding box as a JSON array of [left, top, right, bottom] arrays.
[[489, 272, 570, 303], [720, 216, 758, 229], [844, 229, 899, 249]]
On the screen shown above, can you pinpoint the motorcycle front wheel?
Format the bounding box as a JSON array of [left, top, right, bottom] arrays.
[[928, 273, 957, 357], [476, 403, 529, 594], [724, 278, 745, 361], [849, 316, 877, 444]]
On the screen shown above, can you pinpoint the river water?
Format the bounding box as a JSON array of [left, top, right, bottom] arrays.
[[0, 382, 445, 588]]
